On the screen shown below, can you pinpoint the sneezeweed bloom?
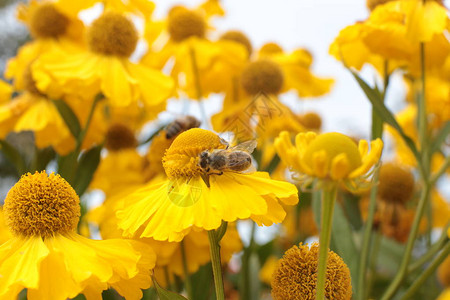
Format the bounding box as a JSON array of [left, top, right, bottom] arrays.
[[0, 69, 73, 154], [5, 0, 85, 92], [141, 2, 248, 100], [117, 128, 299, 242], [33, 11, 174, 108], [0, 171, 156, 300], [0, 208, 11, 245], [275, 131, 383, 191], [257, 44, 334, 98], [271, 243, 352, 300], [90, 123, 146, 197]]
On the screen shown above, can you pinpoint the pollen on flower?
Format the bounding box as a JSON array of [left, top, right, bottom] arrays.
[[271, 243, 352, 300], [220, 30, 253, 56], [378, 163, 415, 204], [240, 59, 284, 95], [162, 128, 227, 179], [88, 12, 138, 57], [168, 8, 206, 42], [3, 171, 80, 238], [104, 123, 137, 151], [29, 3, 69, 39]]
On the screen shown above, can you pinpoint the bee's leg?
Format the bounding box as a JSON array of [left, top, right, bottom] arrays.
[[218, 171, 223, 176]]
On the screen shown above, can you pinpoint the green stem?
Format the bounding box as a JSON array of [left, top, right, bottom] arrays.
[[400, 241, 450, 300], [408, 223, 450, 274], [430, 156, 450, 186], [356, 169, 380, 300], [180, 240, 193, 299], [380, 182, 431, 300], [316, 185, 337, 300], [75, 93, 102, 154], [208, 229, 225, 300]]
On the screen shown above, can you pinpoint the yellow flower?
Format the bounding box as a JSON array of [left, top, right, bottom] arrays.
[[0, 171, 156, 300], [275, 131, 383, 191], [387, 105, 447, 172], [438, 289, 450, 300], [117, 128, 299, 242], [438, 253, 450, 288], [0, 208, 12, 245], [271, 243, 352, 300], [5, 1, 85, 93], [87, 188, 241, 286], [141, 4, 248, 99], [33, 11, 174, 109], [258, 45, 334, 98]]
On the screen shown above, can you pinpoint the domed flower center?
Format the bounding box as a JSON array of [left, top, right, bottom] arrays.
[[167, 8, 206, 42], [162, 128, 227, 179], [240, 59, 284, 95], [30, 3, 69, 39], [104, 123, 137, 151], [303, 132, 362, 174], [220, 30, 253, 57], [88, 12, 138, 57], [259, 42, 284, 56], [378, 163, 414, 204], [299, 112, 322, 130], [271, 243, 352, 300], [3, 171, 80, 238]]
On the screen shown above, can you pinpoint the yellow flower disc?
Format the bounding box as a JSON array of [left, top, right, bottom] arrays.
[[220, 30, 253, 56], [30, 3, 69, 38], [104, 123, 137, 151], [162, 128, 226, 179], [88, 12, 138, 57], [303, 132, 362, 176], [378, 163, 415, 204], [168, 8, 206, 42], [271, 243, 352, 300], [240, 59, 284, 95], [298, 112, 322, 130], [259, 42, 284, 55], [3, 171, 80, 238]]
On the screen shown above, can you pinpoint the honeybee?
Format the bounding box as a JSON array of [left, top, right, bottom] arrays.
[[199, 140, 257, 175], [165, 116, 201, 139]]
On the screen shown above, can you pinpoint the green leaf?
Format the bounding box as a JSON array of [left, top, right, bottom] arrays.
[[152, 276, 188, 300], [73, 145, 102, 196], [331, 202, 359, 287], [349, 70, 420, 161], [376, 237, 404, 275], [191, 263, 214, 300], [52, 99, 81, 138], [431, 121, 450, 153], [57, 151, 78, 184], [0, 140, 26, 175], [342, 192, 362, 230]]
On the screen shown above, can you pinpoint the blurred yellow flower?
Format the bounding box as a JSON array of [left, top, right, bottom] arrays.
[[0, 171, 156, 300], [117, 128, 298, 242], [275, 131, 383, 191], [0, 208, 11, 245], [258, 45, 334, 98], [33, 11, 174, 109]]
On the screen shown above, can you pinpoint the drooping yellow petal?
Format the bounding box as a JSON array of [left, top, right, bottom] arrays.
[[0, 236, 49, 298]]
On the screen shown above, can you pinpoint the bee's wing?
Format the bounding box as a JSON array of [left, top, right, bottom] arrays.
[[231, 140, 257, 153], [167, 178, 203, 207]]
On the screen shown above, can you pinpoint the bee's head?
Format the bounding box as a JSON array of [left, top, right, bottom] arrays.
[[199, 151, 210, 169]]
